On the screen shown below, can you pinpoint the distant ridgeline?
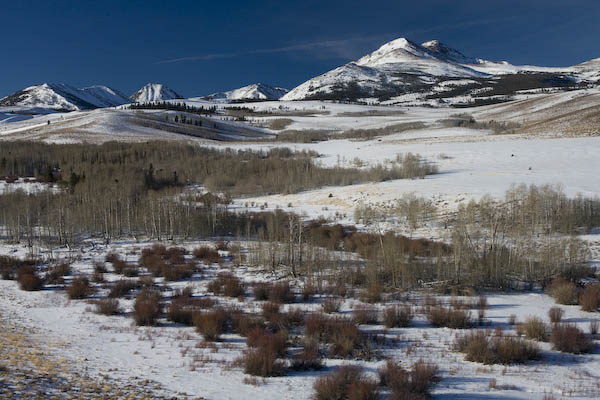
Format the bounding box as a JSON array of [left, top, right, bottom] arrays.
[[128, 101, 217, 115]]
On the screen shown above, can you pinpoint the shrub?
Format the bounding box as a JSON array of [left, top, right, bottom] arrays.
[[67, 277, 93, 299], [109, 279, 139, 298], [590, 320, 599, 335], [305, 314, 364, 359], [93, 261, 107, 274], [241, 347, 285, 377], [231, 313, 265, 337], [522, 317, 548, 341], [133, 290, 161, 326], [454, 330, 541, 364], [426, 306, 471, 329], [508, 314, 517, 326], [162, 261, 197, 281], [246, 328, 288, 357], [17, 271, 43, 291], [253, 282, 270, 301], [313, 365, 378, 400], [269, 281, 294, 303], [548, 307, 564, 323], [379, 359, 438, 397], [290, 339, 323, 371], [94, 298, 120, 315], [207, 272, 245, 298], [262, 301, 281, 318], [193, 308, 228, 341], [383, 305, 413, 328], [45, 263, 71, 284], [550, 324, 594, 354], [579, 284, 600, 312], [193, 246, 221, 264], [352, 306, 378, 325], [547, 278, 578, 305], [360, 282, 383, 303], [302, 283, 317, 301], [322, 297, 342, 313]]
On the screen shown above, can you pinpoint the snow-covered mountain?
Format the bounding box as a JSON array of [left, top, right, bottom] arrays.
[[203, 83, 288, 101], [131, 83, 182, 103], [0, 83, 130, 111], [282, 37, 600, 102]]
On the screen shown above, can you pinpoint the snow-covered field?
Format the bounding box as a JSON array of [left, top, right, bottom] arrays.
[[1, 91, 600, 399], [1, 240, 599, 400]]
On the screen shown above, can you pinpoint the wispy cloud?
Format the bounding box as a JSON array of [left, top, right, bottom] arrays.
[[155, 17, 519, 65], [154, 35, 389, 64]]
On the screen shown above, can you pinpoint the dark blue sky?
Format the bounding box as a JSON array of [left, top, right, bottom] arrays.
[[2, 0, 599, 98]]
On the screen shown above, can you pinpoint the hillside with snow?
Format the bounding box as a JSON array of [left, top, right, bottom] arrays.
[[130, 83, 183, 102], [282, 37, 600, 104], [203, 83, 288, 102], [0, 83, 130, 111]]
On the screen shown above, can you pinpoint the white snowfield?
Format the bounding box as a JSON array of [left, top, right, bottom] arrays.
[[0, 240, 599, 400], [0, 84, 600, 399]]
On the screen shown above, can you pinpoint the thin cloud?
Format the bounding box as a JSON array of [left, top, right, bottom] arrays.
[[155, 17, 519, 65], [154, 36, 389, 64]]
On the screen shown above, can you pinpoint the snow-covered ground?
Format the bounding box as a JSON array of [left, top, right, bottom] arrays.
[[0, 240, 599, 400]]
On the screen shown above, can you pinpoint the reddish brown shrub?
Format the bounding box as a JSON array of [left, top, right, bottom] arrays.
[[548, 307, 564, 323], [383, 305, 413, 328], [379, 359, 438, 397], [67, 277, 93, 299], [246, 327, 288, 357], [269, 281, 294, 303], [108, 279, 139, 298], [579, 283, 600, 312], [426, 306, 471, 329], [231, 313, 265, 337], [94, 298, 120, 315], [305, 314, 364, 358], [253, 282, 270, 301], [352, 306, 378, 325], [193, 246, 221, 264], [590, 320, 599, 335], [18, 272, 43, 291], [313, 365, 378, 400], [550, 324, 594, 354], [133, 290, 161, 326], [262, 301, 281, 319], [360, 282, 383, 304], [290, 339, 323, 371], [455, 330, 541, 364], [207, 272, 244, 297], [547, 277, 579, 305], [193, 308, 228, 341], [241, 347, 285, 377], [322, 297, 342, 313], [45, 263, 71, 284]]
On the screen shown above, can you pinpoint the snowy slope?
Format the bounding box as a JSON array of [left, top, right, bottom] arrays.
[[130, 83, 183, 102], [204, 83, 288, 101], [283, 37, 600, 102], [0, 83, 130, 111]]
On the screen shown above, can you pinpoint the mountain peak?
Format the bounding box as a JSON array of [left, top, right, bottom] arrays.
[[131, 83, 182, 102], [204, 83, 288, 101], [356, 37, 434, 67], [421, 40, 476, 64], [0, 83, 129, 110]]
